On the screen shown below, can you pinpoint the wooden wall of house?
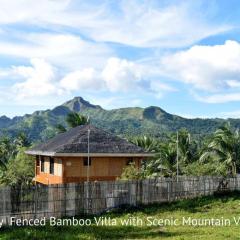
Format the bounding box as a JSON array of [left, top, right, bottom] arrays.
[[35, 156, 63, 185], [35, 156, 142, 184], [62, 156, 142, 182]]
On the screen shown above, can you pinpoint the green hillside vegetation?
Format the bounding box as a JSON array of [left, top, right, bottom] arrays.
[[0, 97, 238, 142], [1, 114, 239, 187], [122, 123, 240, 179], [0, 97, 240, 187]]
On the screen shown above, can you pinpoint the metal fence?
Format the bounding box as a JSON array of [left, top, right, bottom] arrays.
[[1, 176, 240, 225]]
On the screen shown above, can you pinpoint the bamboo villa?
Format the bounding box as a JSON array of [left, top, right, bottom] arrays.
[[26, 125, 153, 185]]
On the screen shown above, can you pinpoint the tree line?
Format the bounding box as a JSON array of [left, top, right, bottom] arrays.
[[121, 123, 240, 179], [0, 112, 89, 187], [0, 112, 239, 186]]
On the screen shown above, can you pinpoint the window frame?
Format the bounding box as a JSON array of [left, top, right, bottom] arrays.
[[40, 156, 45, 172], [83, 157, 92, 166], [36, 155, 40, 167], [49, 157, 54, 175]]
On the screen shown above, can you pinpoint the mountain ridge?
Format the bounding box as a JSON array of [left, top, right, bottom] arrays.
[[0, 96, 239, 142], [0, 96, 229, 121]]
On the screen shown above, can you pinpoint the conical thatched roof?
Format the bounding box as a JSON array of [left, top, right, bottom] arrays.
[[26, 125, 153, 157]]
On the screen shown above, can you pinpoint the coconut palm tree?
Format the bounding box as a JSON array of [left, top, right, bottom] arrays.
[[66, 112, 88, 128], [130, 133, 195, 177], [129, 136, 160, 152], [200, 123, 240, 176], [177, 129, 198, 164], [147, 143, 177, 177], [129, 136, 161, 171], [146, 130, 198, 177], [56, 124, 68, 133], [56, 112, 89, 133]]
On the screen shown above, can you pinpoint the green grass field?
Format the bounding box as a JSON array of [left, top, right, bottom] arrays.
[[1, 192, 240, 240]]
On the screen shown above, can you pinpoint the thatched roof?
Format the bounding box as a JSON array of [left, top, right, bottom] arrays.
[[26, 125, 153, 157]]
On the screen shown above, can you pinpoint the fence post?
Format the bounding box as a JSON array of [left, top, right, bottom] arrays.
[[0, 186, 11, 225], [48, 185, 54, 219], [167, 179, 170, 202], [3, 176, 240, 225], [33, 185, 37, 219]]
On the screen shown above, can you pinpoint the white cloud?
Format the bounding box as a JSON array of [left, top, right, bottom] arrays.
[[226, 80, 240, 88], [0, 69, 12, 77], [150, 80, 177, 98], [12, 58, 60, 99], [0, 0, 231, 48], [194, 92, 240, 104], [0, 33, 112, 70], [0, 0, 234, 107], [0, 0, 69, 25], [60, 68, 103, 91], [83, 1, 230, 48], [6, 56, 175, 101], [102, 58, 143, 92], [161, 40, 240, 103], [60, 57, 175, 96]]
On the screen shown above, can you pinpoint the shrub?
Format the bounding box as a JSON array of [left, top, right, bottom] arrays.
[[119, 163, 144, 180], [0, 147, 34, 187]]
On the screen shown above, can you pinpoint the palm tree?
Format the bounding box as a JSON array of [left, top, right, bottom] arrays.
[[200, 123, 240, 176], [177, 129, 198, 164], [56, 112, 89, 133], [147, 143, 177, 177], [66, 112, 88, 128], [56, 124, 68, 133], [146, 130, 198, 177], [129, 136, 160, 152]]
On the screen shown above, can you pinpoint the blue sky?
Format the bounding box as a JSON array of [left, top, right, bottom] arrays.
[[1, 0, 240, 118]]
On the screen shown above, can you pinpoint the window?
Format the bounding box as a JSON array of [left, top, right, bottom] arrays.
[[40, 156, 44, 172], [50, 157, 54, 175], [126, 158, 134, 165], [83, 157, 92, 166]]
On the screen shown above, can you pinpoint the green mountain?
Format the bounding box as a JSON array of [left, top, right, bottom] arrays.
[[0, 97, 239, 142]]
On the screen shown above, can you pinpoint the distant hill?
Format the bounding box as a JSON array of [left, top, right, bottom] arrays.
[[0, 96, 239, 142]]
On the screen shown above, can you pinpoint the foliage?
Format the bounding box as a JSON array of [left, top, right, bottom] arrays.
[[130, 125, 240, 178], [146, 143, 177, 178], [129, 136, 160, 152], [119, 163, 144, 180], [176, 129, 198, 164], [184, 161, 228, 176], [200, 123, 240, 176], [56, 124, 67, 133], [1, 96, 240, 142], [56, 112, 89, 133], [0, 99, 240, 185], [14, 132, 31, 149], [0, 133, 33, 187], [131, 130, 200, 178], [0, 148, 34, 187], [0, 136, 15, 169], [66, 112, 88, 128]]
